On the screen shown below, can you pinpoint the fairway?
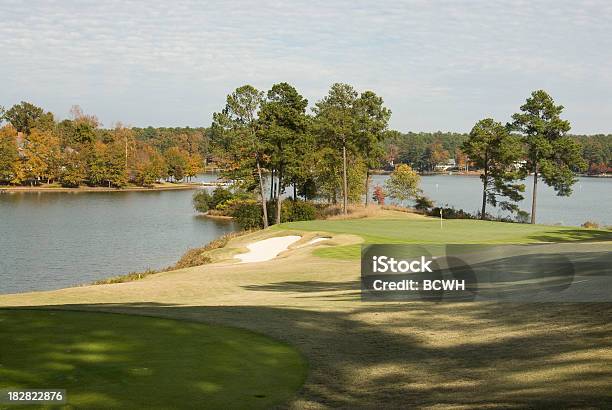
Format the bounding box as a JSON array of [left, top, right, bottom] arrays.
[[1, 214, 610, 408], [279, 216, 612, 259], [0, 310, 306, 409]]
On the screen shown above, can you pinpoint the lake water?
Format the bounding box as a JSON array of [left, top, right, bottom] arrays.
[[0, 174, 237, 294], [370, 174, 611, 227], [1, 173, 609, 295]]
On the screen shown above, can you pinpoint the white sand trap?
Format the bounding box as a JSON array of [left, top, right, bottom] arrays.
[[235, 235, 302, 263], [299, 237, 330, 247]]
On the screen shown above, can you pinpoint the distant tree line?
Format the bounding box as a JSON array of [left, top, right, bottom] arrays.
[[385, 131, 611, 176], [2, 87, 609, 225], [0, 103, 205, 187], [209, 86, 602, 225]]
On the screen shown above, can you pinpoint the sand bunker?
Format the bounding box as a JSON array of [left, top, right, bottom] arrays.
[[300, 237, 330, 247], [235, 235, 302, 263]]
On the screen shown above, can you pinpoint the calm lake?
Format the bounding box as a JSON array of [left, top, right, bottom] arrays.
[[1, 174, 609, 294], [0, 174, 236, 294], [370, 174, 611, 227]]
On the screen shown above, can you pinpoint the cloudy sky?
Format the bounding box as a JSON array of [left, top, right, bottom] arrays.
[[1, 0, 611, 133]]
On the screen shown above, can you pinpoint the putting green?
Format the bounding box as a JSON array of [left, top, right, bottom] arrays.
[[279, 218, 612, 259], [0, 309, 306, 409]]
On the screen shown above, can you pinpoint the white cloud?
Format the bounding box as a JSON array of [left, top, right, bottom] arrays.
[[1, 0, 611, 133]]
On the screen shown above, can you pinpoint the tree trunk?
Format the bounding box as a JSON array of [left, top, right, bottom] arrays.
[[481, 153, 487, 220], [364, 169, 370, 206], [342, 144, 348, 214], [531, 163, 538, 224], [293, 183, 297, 201], [275, 167, 283, 225], [256, 157, 269, 228], [481, 185, 487, 220], [270, 169, 275, 200]]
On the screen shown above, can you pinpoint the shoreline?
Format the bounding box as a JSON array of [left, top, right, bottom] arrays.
[[0, 183, 203, 193]]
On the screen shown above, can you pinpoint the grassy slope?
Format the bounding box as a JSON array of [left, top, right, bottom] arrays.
[[0, 212, 610, 408], [0, 310, 306, 410], [279, 216, 612, 259]]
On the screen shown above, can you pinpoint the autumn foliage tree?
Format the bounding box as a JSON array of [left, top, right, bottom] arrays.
[[0, 101, 206, 188], [372, 185, 385, 205], [0, 125, 21, 184]]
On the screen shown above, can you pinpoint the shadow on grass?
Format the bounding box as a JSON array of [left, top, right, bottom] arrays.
[[528, 228, 612, 243], [243, 280, 361, 293], [0, 309, 306, 410], [6, 301, 611, 409], [246, 250, 611, 302]]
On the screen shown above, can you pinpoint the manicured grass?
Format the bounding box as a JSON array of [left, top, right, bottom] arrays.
[[279, 217, 612, 259], [1, 214, 610, 408], [0, 309, 306, 409]]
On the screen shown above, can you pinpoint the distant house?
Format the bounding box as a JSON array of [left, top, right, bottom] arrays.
[[435, 158, 456, 172]]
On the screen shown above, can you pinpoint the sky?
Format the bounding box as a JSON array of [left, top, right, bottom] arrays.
[[1, 0, 611, 134]]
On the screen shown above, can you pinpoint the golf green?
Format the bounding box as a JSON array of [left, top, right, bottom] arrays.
[[0, 309, 306, 409], [279, 218, 612, 259]]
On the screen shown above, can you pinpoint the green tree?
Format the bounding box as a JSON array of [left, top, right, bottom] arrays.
[[192, 190, 211, 213], [164, 146, 189, 182], [3, 102, 51, 135], [313, 83, 359, 214], [462, 119, 525, 219], [385, 164, 420, 204], [212, 85, 269, 227], [511, 90, 586, 224], [87, 141, 110, 186], [60, 150, 86, 187], [259, 82, 309, 224], [354, 91, 391, 205], [106, 142, 128, 187]]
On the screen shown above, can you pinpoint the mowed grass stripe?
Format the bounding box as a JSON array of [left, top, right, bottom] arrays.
[[278, 218, 612, 259]]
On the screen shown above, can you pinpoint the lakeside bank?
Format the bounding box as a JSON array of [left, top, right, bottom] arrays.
[[0, 182, 202, 193]]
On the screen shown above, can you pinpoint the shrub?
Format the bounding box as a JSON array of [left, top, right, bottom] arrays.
[[372, 185, 385, 205], [210, 187, 233, 209], [281, 199, 317, 222], [173, 249, 213, 269], [515, 210, 530, 224], [192, 189, 211, 213], [92, 268, 159, 285], [428, 206, 476, 220], [231, 199, 264, 229], [581, 220, 600, 229], [267, 199, 318, 223], [170, 230, 250, 269], [414, 195, 434, 212]]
